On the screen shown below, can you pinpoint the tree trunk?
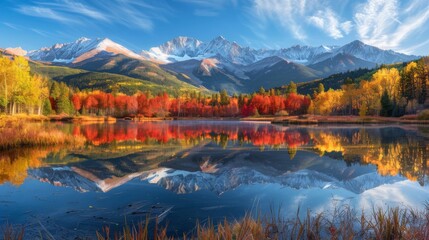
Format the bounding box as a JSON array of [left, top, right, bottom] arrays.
[[3, 73, 7, 114], [11, 102, 15, 115]]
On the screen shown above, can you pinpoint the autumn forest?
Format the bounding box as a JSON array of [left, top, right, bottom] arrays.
[[1, 55, 429, 119]]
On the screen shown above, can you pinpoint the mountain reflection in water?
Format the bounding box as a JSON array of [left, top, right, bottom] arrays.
[[0, 121, 429, 238], [1, 121, 428, 188]]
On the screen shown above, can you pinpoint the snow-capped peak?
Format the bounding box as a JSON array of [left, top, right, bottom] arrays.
[[329, 40, 417, 64], [76, 37, 91, 43], [140, 36, 419, 66], [25, 36, 418, 67], [27, 37, 142, 63], [142, 35, 258, 65], [141, 36, 204, 63], [321, 45, 335, 51], [155, 36, 203, 55], [4, 47, 27, 56]]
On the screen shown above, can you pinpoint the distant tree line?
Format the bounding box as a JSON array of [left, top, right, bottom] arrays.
[[309, 58, 429, 116], [1, 55, 428, 117]]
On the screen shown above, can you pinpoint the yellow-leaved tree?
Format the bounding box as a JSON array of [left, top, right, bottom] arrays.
[[0, 56, 49, 115]]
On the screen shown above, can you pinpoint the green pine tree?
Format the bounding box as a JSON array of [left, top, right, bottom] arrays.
[[56, 83, 72, 114], [219, 89, 230, 106], [380, 89, 393, 117], [42, 98, 53, 115], [287, 81, 297, 94], [318, 83, 325, 94], [50, 82, 61, 99]]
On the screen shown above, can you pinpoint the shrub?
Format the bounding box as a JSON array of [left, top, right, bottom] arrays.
[[275, 110, 289, 116], [417, 109, 429, 120]]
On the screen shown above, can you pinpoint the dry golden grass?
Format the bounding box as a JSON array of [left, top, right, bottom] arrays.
[[0, 114, 48, 122], [3, 205, 429, 239], [92, 205, 429, 240], [0, 119, 84, 149], [2, 224, 24, 240]]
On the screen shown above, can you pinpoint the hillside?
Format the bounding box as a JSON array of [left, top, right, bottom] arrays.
[[308, 53, 376, 75], [294, 62, 407, 96], [17, 37, 419, 94], [71, 54, 206, 90], [30, 61, 208, 96], [246, 59, 322, 91]]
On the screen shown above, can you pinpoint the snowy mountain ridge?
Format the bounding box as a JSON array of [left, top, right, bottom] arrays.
[[27, 37, 143, 63], [141, 36, 417, 65], [16, 36, 420, 93], [24, 36, 418, 66], [28, 165, 406, 195]]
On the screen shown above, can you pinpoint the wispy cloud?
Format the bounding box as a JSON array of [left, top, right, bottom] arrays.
[[31, 28, 50, 37], [3, 22, 20, 30], [252, 0, 309, 41], [15, 0, 172, 31], [308, 9, 352, 39], [176, 0, 237, 17], [250, 0, 353, 42], [16, 5, 76, 23], [354, 0, 398, 47], [40, 0, 108, 21], [177, 0, 236, 8], [354, 0, 429, 51]]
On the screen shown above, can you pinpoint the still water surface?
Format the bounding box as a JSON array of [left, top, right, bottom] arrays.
[[1, 121, 429, 238]]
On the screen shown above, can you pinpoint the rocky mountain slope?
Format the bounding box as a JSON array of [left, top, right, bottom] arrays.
[[7, 36, 419, 93]]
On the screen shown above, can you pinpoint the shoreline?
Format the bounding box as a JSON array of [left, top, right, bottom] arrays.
[[1, 114, 429, 125], [3, 204, 429, 239], [271, 115, 429, 125]]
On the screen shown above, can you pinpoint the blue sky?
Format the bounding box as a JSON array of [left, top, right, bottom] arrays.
[[1, 0, 429, 55]]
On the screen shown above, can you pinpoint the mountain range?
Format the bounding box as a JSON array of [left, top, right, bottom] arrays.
[[3, 36, 419, 93], [28, 146, 406, 195]]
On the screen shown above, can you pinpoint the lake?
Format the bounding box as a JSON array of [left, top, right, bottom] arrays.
[[1, 120, 429, 239]]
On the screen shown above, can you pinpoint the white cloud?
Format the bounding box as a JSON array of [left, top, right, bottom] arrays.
[[340, 21, 353, 34], [354, 0, 429, 51], [309, 16, 324, 29], [354, 0, 398, 47], [308, 9, 352, 39], [252, 0, 309, 41], [251, 0, 352, 41]]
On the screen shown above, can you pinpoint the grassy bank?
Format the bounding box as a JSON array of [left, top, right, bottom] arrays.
[[0, 118, 84, 149], [4, 205, 429, 239], [0, 114, 116, 122], [240, 116, 275, 122], [0, 114, 48, 122], [95, 205, 429, 240], [3, 114, 429, 125], [53, 115, 117, 123]]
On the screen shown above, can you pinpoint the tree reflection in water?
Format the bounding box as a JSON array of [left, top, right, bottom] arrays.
[[0, 122, 428, 186]]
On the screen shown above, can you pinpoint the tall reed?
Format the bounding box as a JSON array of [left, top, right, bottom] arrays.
[[91, 204, 429, 240]]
